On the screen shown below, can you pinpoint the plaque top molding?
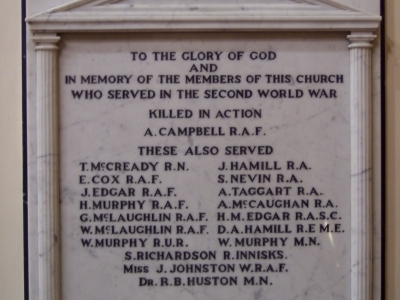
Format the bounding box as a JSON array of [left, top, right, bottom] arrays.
[[26, 0, 381, 33]]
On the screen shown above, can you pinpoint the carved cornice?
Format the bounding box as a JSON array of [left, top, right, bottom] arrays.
[[26, 0, 381, 32]]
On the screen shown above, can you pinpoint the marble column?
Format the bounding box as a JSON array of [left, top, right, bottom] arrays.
[[347, 32, 376, 300], [32, 34, 61, 300]]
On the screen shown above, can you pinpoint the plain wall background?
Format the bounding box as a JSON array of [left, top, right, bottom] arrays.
[[0, 0, 23, 299], [384, 0, 400, 298], [0, 0, 398, 298]]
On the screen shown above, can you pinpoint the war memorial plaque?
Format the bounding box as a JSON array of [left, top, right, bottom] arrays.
[[26, 1, 382, 299]]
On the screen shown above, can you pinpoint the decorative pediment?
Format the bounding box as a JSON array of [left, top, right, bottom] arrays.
[[26, 0, 381, 32]]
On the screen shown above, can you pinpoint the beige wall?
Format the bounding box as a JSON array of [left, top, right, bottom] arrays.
[[385, 0, 400, 298], [0, 0, 399, 298], [0, 0, 23, 299]]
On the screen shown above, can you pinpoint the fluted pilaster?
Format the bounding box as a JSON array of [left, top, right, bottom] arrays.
[[347, 32, 375, 300], [32, 34, 61, 300]]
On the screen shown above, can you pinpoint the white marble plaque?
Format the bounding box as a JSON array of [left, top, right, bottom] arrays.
[[26, 1, 382, 300], [59, 32, 350, 300]]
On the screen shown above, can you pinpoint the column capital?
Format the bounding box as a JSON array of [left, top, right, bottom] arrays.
[[32, 34, 60, 51], [347, 32, 376, 49]]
